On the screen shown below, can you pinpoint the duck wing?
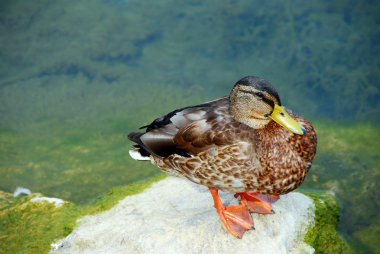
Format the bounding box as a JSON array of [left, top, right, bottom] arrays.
[[128, 96, 236, 158]]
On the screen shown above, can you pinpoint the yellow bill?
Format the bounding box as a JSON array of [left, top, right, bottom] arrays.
[[270, 104, 305, 135]]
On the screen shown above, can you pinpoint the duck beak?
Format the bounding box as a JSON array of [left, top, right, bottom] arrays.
[[270, 104, 305, 135]]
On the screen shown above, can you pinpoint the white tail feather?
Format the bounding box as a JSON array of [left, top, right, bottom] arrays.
[[129, 150, 150, 161]]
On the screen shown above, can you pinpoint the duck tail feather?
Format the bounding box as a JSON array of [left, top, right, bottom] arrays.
[[129, 147, 151, 161]]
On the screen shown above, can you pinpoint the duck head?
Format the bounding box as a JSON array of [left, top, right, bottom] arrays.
[[229, 76, 305, 135]]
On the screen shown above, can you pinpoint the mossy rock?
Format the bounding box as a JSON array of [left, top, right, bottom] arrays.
[[2, 176, 346, 254], [303, 191, 348, 253], [0, 174, 165, 254], [0, 192, 80, 254]]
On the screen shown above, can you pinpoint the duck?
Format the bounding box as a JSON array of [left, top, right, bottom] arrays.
[[128, 76, 317, 238]]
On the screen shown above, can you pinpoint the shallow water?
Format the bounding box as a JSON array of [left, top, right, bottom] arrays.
[[0, 0, 379, 253]]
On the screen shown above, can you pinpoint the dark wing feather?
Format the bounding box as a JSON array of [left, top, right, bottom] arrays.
[[140, 98, 225, 132], [128, 96, 234, 158]]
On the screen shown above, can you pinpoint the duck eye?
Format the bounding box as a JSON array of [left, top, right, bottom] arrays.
[[256, 92, 264, 98]]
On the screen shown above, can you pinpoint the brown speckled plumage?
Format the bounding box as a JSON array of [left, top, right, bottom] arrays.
[[128, 77, 317, 196]]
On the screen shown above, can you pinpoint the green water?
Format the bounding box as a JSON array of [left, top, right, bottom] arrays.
[[0, 0, 379, 253]]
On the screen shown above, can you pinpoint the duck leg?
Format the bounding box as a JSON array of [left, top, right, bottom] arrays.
[[234, 192, 280, 214], [209, 188, 253, 238]]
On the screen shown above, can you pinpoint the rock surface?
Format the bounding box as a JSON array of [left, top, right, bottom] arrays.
[[30, 196, 66, 208], [13, 187, 32, 197], [51, 177, 315, 254]]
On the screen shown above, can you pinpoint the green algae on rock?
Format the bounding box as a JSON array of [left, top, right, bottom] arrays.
[[0, 192, 80, 254], [303, 191, 347, 253], [0, 174, 165, 254]]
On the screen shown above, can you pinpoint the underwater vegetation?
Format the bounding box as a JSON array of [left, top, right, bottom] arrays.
[[0, 82, 200, 203], [0, 0, 379, 253], [1, 0, 379, 121], [305, 122, 380, 254]]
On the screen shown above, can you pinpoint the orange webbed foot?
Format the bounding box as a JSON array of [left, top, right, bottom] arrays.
[[209, 188, 253, 238], [234, 192, 280, 214]]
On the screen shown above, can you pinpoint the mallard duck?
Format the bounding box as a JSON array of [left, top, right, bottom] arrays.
[[128, 76, 317, 238]]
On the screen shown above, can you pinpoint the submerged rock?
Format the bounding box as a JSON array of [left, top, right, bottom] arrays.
[[51, 177, 316, 254]]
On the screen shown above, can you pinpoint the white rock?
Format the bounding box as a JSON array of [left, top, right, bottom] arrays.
[[13, 187, 32, 197], [31, 197, 66, 208], [51, 177, 315, 254]]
